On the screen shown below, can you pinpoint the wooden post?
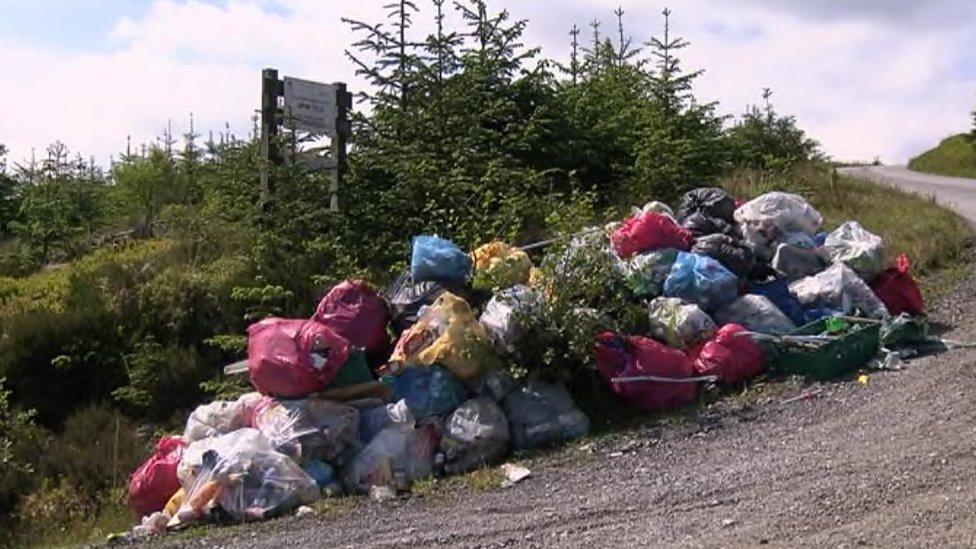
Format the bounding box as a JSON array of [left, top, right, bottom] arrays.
[[260, 68, 280, 211], [332, 82, 352, 213]]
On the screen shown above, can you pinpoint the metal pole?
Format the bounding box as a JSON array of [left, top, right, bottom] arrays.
[[260, 68, 280, 213]]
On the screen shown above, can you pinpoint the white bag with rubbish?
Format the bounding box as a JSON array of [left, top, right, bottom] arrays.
[[479, 285, 544, 353], [173, 428, 319, 525], [713, 295, 796, 335], [790, 262, 889, 319], [647, 296, 717, 349], [735, 192, 823, 260], [823, 221, 885, 279], [252, 397, 360, 465], [343, 423, 439, 493], [734, 192, 823, 235], [439, 397, 510, 475], [632, 201, 677, 222], [183, 392, 263, 443]]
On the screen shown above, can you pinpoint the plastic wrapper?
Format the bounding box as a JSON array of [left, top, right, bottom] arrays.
[[382, 366, 469, 420], [790, 263, 889, 319], [647, 296, 717, 349], [501, 381, 589, 451], [313, 280, 390, 356], [691, 234, 755, 278], [479, 285, 544, 352], [713, 295, 796, 335], [471, 242, 533, 291], [663, 252, 740, 312], [184, 393, 263, 443], [693, 324, 766, 383], [871, 253, 925, 316], [439, 397, 510, 475], [127, 436, 187, 517], [823, 221, 885, 279], [637, 201, 676, 220], [389, 292, 499, 383], [410, 235, 471, 283], [677, 187, 737, 223], [252, 397, 360, 464], [771, 243, 829, 281], [610, 212, 693, 259], [619, 249, 679, 298], [174, 429, 319, 524], [343, 423, 439, 492], [594, 332, 698, 412], [247, 318, 351, 398]]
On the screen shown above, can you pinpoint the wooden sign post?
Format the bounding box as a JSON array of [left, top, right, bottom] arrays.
[[259, 68, 351, 212]]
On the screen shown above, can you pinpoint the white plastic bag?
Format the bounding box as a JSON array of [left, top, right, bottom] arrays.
[[479, 285, 543, 353], [713, 295, 796, 335], [343, 423, 439, 492], [173, 428, 319, 525], [183, 393, 263, 443], [647, 296, 717, 349], [790, 263, 889, 319], [823, 221, 885, 279], [734, 192, 823, 235]]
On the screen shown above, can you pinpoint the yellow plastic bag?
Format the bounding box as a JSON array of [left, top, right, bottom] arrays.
[[471, 242, 533, 291], [163, 487, 185, 517], [389, 293, 498, 382]]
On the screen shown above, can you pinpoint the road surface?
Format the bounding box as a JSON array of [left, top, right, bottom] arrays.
[[154, 167, 976, 549], [841, 165, 976, 221]]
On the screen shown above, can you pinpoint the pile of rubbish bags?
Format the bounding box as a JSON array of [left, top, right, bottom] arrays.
[[126, 187, 928, 537]]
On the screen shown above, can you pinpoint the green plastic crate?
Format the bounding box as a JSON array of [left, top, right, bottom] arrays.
[[773, 317, 880, 380]]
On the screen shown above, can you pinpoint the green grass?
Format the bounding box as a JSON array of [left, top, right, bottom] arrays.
[[908, 133, 976, 179]]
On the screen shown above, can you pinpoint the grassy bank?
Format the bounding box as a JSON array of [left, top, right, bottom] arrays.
[[908, 134, 976, 179]]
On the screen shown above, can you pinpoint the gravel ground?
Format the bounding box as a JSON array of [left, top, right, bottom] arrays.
[[141, 168, 976, 548]]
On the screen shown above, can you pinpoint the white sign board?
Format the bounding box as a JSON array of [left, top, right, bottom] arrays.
[[283, 77, 337, 134]]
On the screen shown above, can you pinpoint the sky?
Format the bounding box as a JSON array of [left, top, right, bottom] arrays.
[[1, 0, 974, 167]]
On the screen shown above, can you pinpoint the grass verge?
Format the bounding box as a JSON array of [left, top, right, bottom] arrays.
[[907, 134, 976, 179]]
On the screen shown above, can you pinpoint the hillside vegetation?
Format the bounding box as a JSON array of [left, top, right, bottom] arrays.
[[0, 2, 971, 545], [908, 133, 976, 178]]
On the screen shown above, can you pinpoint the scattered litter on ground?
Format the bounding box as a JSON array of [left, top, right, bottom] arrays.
[[500, 463, 532, 487]]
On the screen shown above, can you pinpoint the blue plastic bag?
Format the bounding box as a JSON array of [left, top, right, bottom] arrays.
[[411, 235, 472, 283], [663, 252, 739, 312], [383, 366, 469, 419], [747, 278, 806, 326]]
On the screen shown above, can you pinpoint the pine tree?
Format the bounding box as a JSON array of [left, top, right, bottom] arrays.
[[0, 144, 20, 238]]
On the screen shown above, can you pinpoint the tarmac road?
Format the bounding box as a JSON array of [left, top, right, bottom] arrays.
[[152, 166, 976, 549], [840, 165, 976, 221]]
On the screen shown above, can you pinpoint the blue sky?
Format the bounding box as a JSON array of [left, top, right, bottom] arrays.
[[0, 0, 974, 166]]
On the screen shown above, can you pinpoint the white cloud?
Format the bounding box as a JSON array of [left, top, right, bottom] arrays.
[[0, 0, 973, 166]]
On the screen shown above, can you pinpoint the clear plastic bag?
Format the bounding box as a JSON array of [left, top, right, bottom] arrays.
[[343, 423, 439, 492], [647, 296, 717, 349], [790, 262, 889, 319], [479, 285, 544, 353], [501, 382, 589, 451], [733, 192, 823, 235], [713, 294, 796, 335], [823, 221, 885, 279], [252, 397, 360, 465], [173, 429, 320, 525], [771, 243, 829, 281], [439, 397, 510, 475], [183, 393, 263, 443]]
